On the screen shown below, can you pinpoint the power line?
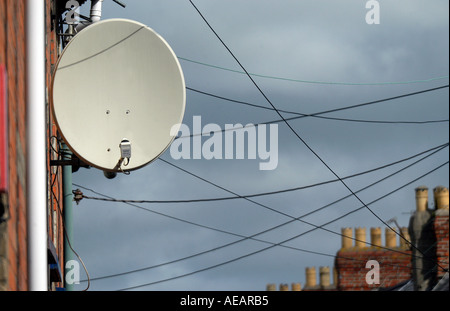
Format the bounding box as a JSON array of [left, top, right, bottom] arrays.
[[179, 57, 449, 86], [187, 87, 449, 125], [180, 84, 449, 140], [78, 143, 449, 204], [78, 145, 447, 284], [116, 161, 449, 291], [187, 0, 446, 271]]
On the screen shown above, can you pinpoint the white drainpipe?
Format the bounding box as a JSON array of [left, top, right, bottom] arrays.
[[89, 0, 103, 23], [26, 0, 47, 291], [75, 0, 103, 33]]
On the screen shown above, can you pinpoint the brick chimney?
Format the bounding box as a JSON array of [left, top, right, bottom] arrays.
[[336, 225, 411, 290], [433, 186, 449, 279]]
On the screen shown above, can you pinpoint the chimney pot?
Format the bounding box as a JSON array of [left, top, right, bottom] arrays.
[[370, 227, 382, 247], [355, 227, 366, 248], [341, 228, 353, 249], [305, 267, 317, 288], [385, 227, 397, 248], [319, 266, 331, 288], [291, 283, 302, 291], [399, 227, 411, 249], [415, 186, 429, 211], [433, 186, 449, 210]]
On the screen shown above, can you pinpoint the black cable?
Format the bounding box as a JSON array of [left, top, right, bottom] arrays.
[[50, 143, 90, 291], [181, 85, 450, 140], [187, 0, 447, 272], [78, 143, 448, 204], [116, 161, 448, 290], [186, 86, 450, 125], [79, 146, 447, 284]]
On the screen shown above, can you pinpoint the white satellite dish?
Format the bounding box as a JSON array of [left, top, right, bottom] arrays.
[[51, 18, 186, 173]]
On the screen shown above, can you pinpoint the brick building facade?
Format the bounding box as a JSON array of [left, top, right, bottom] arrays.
[[267, 185, 449, 291], [0, 0, 66, 291]]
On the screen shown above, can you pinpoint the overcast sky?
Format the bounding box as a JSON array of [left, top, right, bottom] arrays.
[[67, 0, 449, 291]]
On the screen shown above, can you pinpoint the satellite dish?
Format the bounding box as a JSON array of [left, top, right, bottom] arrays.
[[51, 18, 186, 173]]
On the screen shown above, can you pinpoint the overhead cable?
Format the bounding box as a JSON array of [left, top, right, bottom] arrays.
[[116, 161, 449, 291], [187, 0, 448, 272]]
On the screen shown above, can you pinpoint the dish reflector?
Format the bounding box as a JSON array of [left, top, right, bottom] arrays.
[[51, 19, 186, 172]]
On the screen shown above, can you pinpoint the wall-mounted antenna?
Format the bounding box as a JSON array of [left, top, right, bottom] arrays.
[[51, 19, 186, 177]]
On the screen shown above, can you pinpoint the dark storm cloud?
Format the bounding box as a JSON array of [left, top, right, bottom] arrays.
[[69, 0, 448, 291]]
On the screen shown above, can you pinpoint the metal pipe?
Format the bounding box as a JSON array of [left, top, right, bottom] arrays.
[[90, 0, 103, 23], [62, 145, 74, 291], [26, 0, 48, 291], [75, 0, 103, 33]]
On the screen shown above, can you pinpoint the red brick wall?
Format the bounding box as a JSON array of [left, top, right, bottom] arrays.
[[0, 0, 28, 291], [0, 0, 65, 291], [434, 213, 449, 278], [335, 249, 412, 291]]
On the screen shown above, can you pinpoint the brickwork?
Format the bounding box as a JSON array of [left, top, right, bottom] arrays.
[[0, 0, 29, 291], [266, 186, 448, 291], [335, 248, 412, 290], [0, 0, 65, 291], [434, 212, 449, 279]]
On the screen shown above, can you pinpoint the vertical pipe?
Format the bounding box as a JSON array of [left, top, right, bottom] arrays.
[[62, 144, 73, 291], [90, 0, 103, 23], [26, 0, 48, 291]]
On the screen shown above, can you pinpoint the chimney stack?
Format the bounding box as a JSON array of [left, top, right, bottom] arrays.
[[410, 186, 437, 290]]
